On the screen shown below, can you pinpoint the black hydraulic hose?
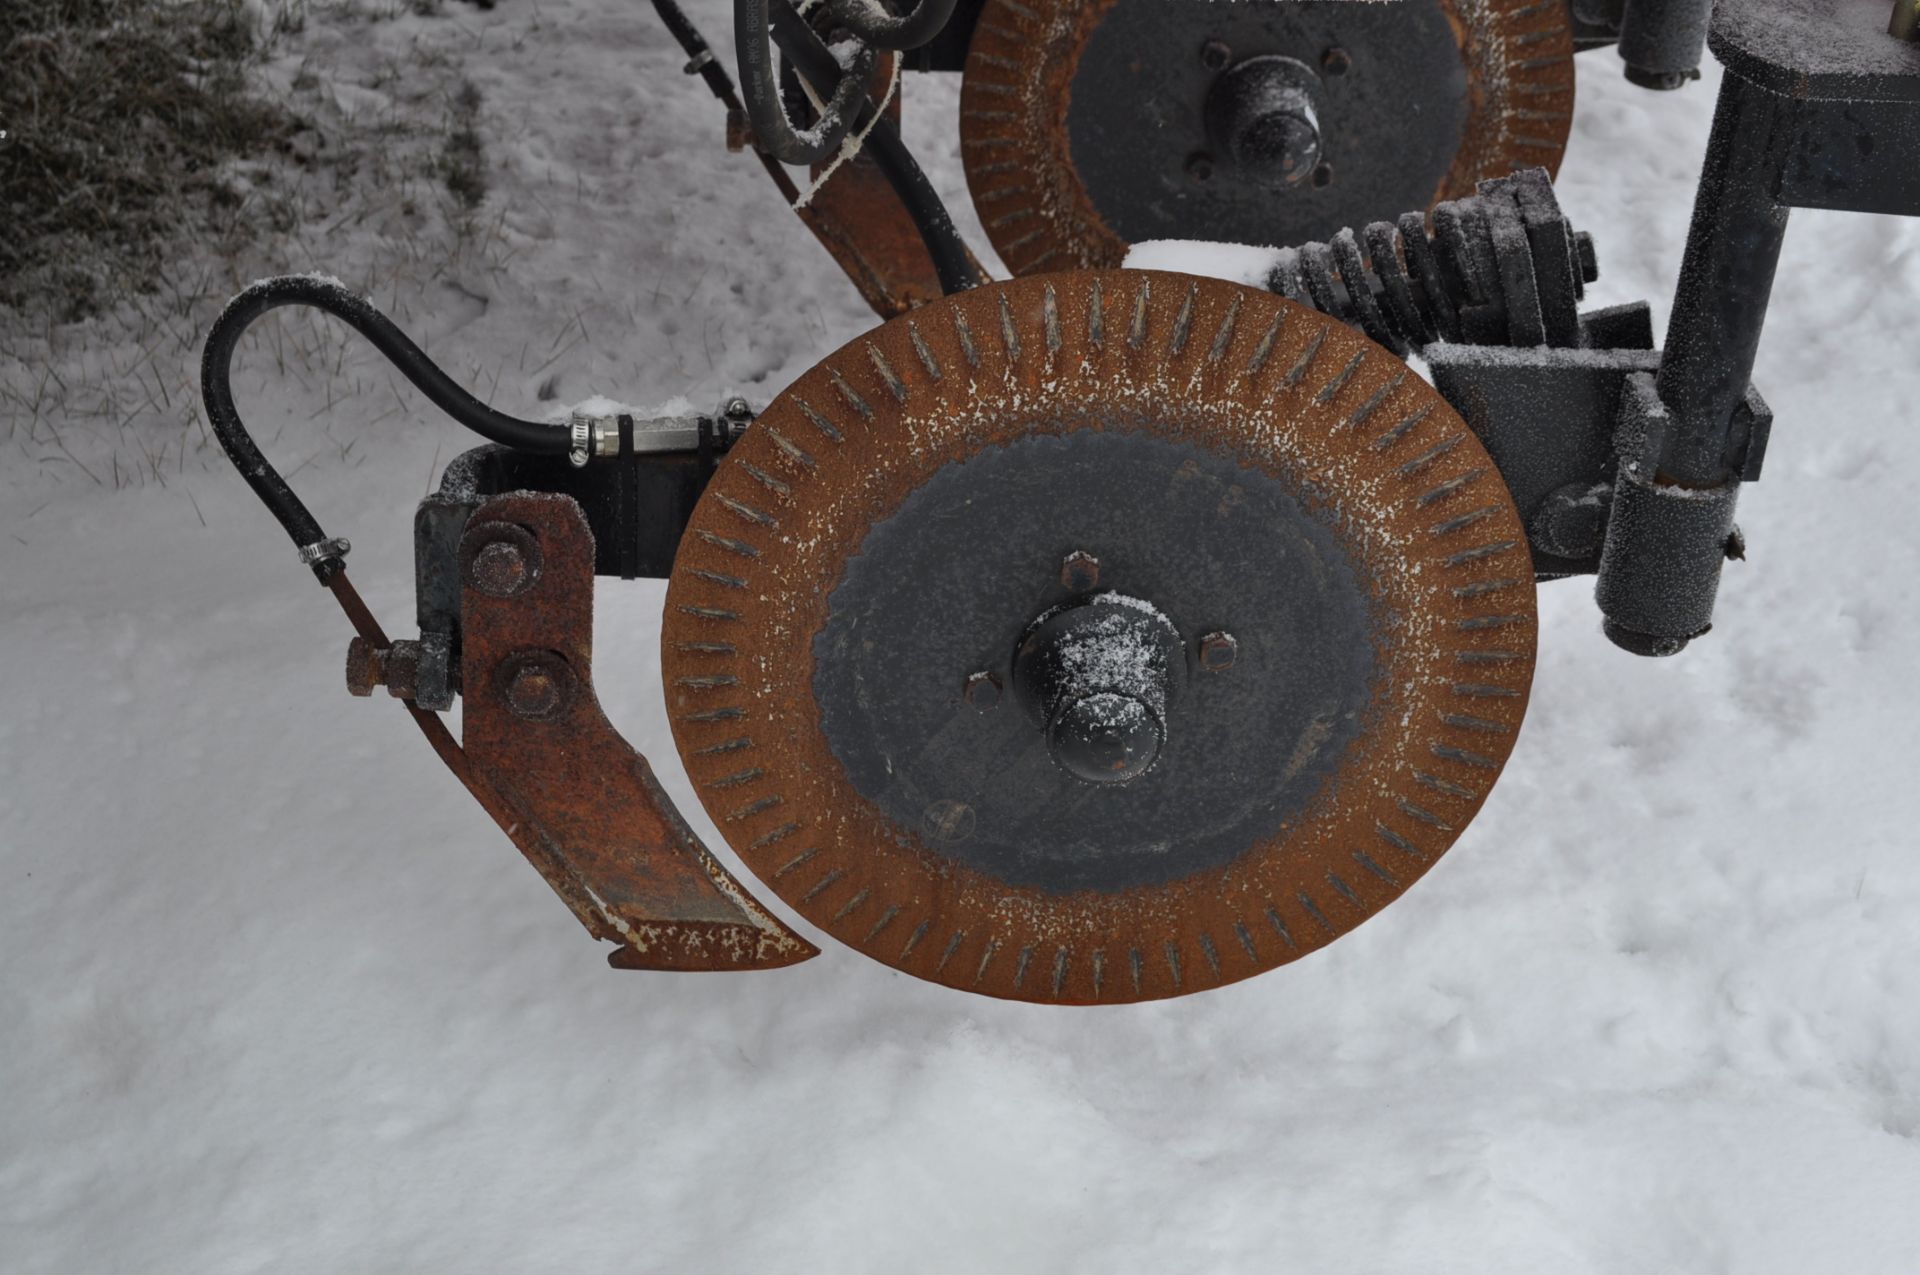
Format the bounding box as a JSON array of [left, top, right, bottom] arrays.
[[735, 0, 874, 164], [651, 0, 742, 100], [766, 3, 984, 294], [648, 0, 802, 202], [201, 273, 569, 580], [825, 0, 960, 50]]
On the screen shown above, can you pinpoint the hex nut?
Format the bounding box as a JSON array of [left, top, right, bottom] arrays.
[[1198, 631, 1238, 672], [963, 671, 1002, 710], [1061, 550, 1101, 592], [382, 641, 423, 700]]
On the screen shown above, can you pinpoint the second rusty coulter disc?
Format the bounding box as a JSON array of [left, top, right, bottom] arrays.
[[663, 272, 1538, 1002], [960, 0, 1576, 274]]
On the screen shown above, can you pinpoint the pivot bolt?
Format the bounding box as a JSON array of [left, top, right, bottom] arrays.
[[507, 665, 562, 718], [471, 540, 530, 596], [501, 651, 574, 720], [1185, 151, 1215, 184], [1061, 550, 1101, 592], [1198, 631, 1238, 672], [963, 671, 1002, 710], [1200, 38, 1232, 70], [463, 521, 542, 599], [1321, 47, 1352, 76]]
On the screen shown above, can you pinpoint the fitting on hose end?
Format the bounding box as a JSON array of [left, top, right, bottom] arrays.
[[1593, 375, 1742, 658]]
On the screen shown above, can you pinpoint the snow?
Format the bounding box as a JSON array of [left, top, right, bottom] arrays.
[[1126, 238, 1288, 290], [5, 3, 1920, 1271]]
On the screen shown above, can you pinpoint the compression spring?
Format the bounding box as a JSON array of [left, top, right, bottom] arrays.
[[1266, 167, 1599, 357]]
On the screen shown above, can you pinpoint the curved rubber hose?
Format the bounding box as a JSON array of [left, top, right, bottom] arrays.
[[735, 0, 874, 165], [201, 273, 569, 575], [824, 0, 959, 50]]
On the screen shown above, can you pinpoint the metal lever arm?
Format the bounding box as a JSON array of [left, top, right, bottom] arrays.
[[456, 493, 817, 970]]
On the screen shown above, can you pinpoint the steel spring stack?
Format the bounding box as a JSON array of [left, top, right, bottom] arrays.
[[1265, 167, 1599, 356]]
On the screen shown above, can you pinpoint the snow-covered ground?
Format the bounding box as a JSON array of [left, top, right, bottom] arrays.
[[5, 2, 1920, 1270]]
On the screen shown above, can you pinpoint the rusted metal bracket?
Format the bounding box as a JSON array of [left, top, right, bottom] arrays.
[[456, 491, 817, 971], [790, 54, 984, 317]]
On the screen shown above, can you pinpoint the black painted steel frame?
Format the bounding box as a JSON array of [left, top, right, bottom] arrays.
[[1595, 0, 1920, 653]]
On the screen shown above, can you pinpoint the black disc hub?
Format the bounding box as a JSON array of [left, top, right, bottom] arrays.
[[1062, 3, 1470, 245], [1204, 55, 1324, 187], [1013, 595, 1181, 785], [810, 429, 1380, 896]]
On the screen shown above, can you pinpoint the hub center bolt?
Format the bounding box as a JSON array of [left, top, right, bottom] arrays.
[[1014, 594, 1181, 785]]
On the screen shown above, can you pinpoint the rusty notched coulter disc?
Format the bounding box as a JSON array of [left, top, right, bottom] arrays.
[[664, 272, 1537, 1003], [960, 0, 1576, 275]]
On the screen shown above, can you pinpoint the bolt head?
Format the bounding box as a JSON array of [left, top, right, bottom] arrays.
[[1184, 151, 1215, 184], [1200, 38, 1232, 70], [345, 637, 385, 697], [470, 539, 531, 597], [1320, 46, 1351, 76], [1198, 631, 1238, 672], [963, 671, 1002, 710], [1061, 550, 1101, 592], [505, 662, 566, 718]]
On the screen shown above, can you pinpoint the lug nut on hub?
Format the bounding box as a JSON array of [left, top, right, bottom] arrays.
[[1198, 631, 1238, 671], [1060, 549, 1101, 592], [963, 671, 1002, 710]]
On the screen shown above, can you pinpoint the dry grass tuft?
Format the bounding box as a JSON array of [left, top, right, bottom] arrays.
[[0, 0, 299, 319]]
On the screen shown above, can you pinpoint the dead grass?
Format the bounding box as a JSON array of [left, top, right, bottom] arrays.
[[438, 78, 488, 213], [0, 0, 304, 321], [0, 0, 524, 492]]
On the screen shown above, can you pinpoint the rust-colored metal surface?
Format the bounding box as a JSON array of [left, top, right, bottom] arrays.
[[791, 54, 984, 317], [959, 0, 1576, 276], [459, 492, 817, 971], [663, 271, 1537, 1002]]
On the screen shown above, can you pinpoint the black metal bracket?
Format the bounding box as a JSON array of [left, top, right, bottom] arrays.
[[406, 417, 740, 709]]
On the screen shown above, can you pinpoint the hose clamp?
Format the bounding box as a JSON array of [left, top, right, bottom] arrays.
[[297, 536, 351, 566]]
